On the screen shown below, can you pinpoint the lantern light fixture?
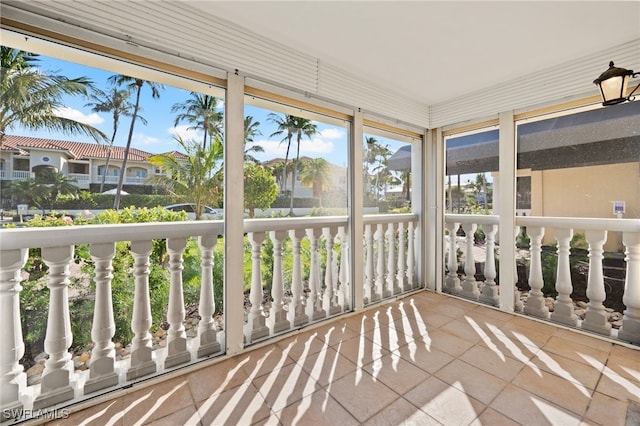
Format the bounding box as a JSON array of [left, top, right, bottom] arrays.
[[593, 61, 639, 106]]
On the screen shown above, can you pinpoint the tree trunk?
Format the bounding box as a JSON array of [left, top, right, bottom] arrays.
[[114, 85, 142, 210]]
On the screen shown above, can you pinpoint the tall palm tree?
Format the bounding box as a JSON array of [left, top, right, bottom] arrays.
[[147, 136, 224, 220], [171, 92, 223, 150], [299, 158, 332, 206], [268, 113, 297, 192], [289, 117, 317, 215], [243, 115, 264, 163], [85, 86, 138, 192], [364, 136, 379, 198], [108, 74, 163, 209], [0, 47, 107, 145]]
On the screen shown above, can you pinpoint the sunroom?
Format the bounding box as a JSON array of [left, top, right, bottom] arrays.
[[1, 1, 639, 425]]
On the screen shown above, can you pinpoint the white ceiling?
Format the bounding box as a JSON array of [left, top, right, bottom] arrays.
[[193, 1, 640, 107]]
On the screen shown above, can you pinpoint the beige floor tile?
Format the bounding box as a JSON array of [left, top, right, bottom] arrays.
[[252, 358, 322, 413], [146, 404, 201, 426], [512, 365, 593, 416], [362, 352, 431, 395], [187, 357, 250, 402], [469, 407, 520, 426], [582, 391, 629, 426], [434, 359, 508, 405], [404, 376, 486, 426], [196, 383, 273, 426], [423, 329, 475, 357], [607, 345, 640, 380], [552, 328, 613, 353], [491, 384, 582, 426], [428, 300, 475, 319], [594, 363, 640, 403], [440, 318, 489, 344], [329, 370, 401, 423], [276, 388, 360, 426], [393, 342, 455, 375], [499, 319, 554, 348], [124, 376, 195, 424], [459, 345, 526, 382], [49, 398, 124, 426], [237, 342, 297, 380], [530, 350, 603, 390], [276, 329, 330, 360], [363, 397, 442, 426], [468, 305, 516, 323], [296, 346, 357, 387], [542, 335, 610, 366], [311, 321, 360, 347], [403, 309, 454, 329]]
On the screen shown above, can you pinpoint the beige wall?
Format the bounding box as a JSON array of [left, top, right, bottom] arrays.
[[530, 162, 639, 251]]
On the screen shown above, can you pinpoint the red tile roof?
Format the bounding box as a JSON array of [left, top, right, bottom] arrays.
[[1, 135, 181, 161]]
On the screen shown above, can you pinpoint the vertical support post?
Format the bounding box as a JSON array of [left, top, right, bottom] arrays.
[[337, 226, 351, 310], [84, 243, 118, 394], [444, 221, 461, 295], [34, 246, 75, 409], [618, 232, 640, 344], [351, 109, 365, 311], [397, 221, 407, 291], [479, 224, 499, 306], [433, 129, 445, 292], [514, 226, 524, 312], [582, 230, 611, 336], [460, 222, 479, 300], [386, 222, 398, 295], [268, 230, 290, 334], [245, 232, 268, 343], [408, 220, 417, 289], [224, 72, 245, 355], [288, 228, 308, 327], [306, 227, 326, 321], [550, 228, 578, 327], [375, 223, 386, 300], [0, 248, 27, 417], [165, 237, 190, 368], [498, 111, 515, 312], [523, 226, 550, 319], [197, 233, 222, 357], [128, 240, 156, 380], [323, 226, 341, 316], [364, 224, 374, 304]]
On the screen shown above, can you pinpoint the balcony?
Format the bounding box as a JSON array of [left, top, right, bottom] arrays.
[[0, 213, 638, 424]]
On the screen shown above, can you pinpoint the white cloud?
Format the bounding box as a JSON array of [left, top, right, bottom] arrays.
[[54, 107, 104, 125], [132, 132, 160, 147], [168, 125, 201, 142], [319, 128, 345, 140], [253, 135, 335, 159]]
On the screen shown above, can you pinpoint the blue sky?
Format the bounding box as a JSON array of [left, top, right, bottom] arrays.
[[11, 53, 410, 169]]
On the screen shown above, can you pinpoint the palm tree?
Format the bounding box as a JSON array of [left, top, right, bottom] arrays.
[[147, 136, 224, 220], [85, 86, 137, 192], [289, 117, 317, 215], [171, 92, 223, 150], [243, 115, 264, 163], [108, 74, 163, 209], [268, 113, 297, 192], [10, 169, 79, 214], [299, 158, 332, 206], [364, 136, 379, 198], [0, 47, 107, 145]]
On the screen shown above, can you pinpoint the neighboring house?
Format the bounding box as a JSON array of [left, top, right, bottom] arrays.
[[264, 156, 348, 200], [0, 135, 183, 192]]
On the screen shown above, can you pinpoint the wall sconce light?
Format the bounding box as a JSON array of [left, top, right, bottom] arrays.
[[593, 61, 639, 106]]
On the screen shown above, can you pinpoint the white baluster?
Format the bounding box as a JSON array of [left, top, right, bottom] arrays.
[[397, 221, 407, 292], [33, 246, 75, 409], [165, 238, 190, 368], [84, 243, 118, 394], [337, 227, 350, 310], [618, 232, 640, 344], [0, 249, 27, 417], [408, 220, 416, 289], [197, 234, 222, 357], [386, 222, 398, 296], [375, 223, 387, 299], [127, 240, 156, 380], [245, 232, 269, 343], [582, 230, 611, 336], [523, 227, 550, 319], [306, 228, 326, 321], [479, 224, 499, 306], [550, 228, 578, 327], [514, 226, 523, 312], [288, 229, 308, 327], [323, 226, 341, 316], [460, 223, 479, 300], [364, 224, 375, 304], [268, 230, 290, 334], [444, 222, 461, 295]]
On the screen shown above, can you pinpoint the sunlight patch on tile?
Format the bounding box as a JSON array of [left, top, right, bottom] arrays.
[[533, 350, 591, 397], [530, 395, 582, 425], [582, 354, 640, 397], [485, 323, 542, 376], [131, 381, 186, 425], [465, 316, 506, 362], [408, 299, 432, 351], [77, 401, 119, 426]]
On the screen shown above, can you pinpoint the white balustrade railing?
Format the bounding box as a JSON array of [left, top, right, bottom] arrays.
[[444, 214, 640, 345], [0, 213, 423, 418], [12, 170, 30, 180]]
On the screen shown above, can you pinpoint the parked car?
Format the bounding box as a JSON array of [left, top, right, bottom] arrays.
[[164, 203, 223, 220]]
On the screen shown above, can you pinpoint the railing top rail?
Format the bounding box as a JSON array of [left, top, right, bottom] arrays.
[[363, 213, 419, 225], [244, 216, 348, 233], [445, 214, 500, 226], [517, 216, 640, 233], [0, 221, 224, 251]]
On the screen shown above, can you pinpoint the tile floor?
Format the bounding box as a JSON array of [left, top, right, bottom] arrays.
[[48, 292, 639, 425]]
